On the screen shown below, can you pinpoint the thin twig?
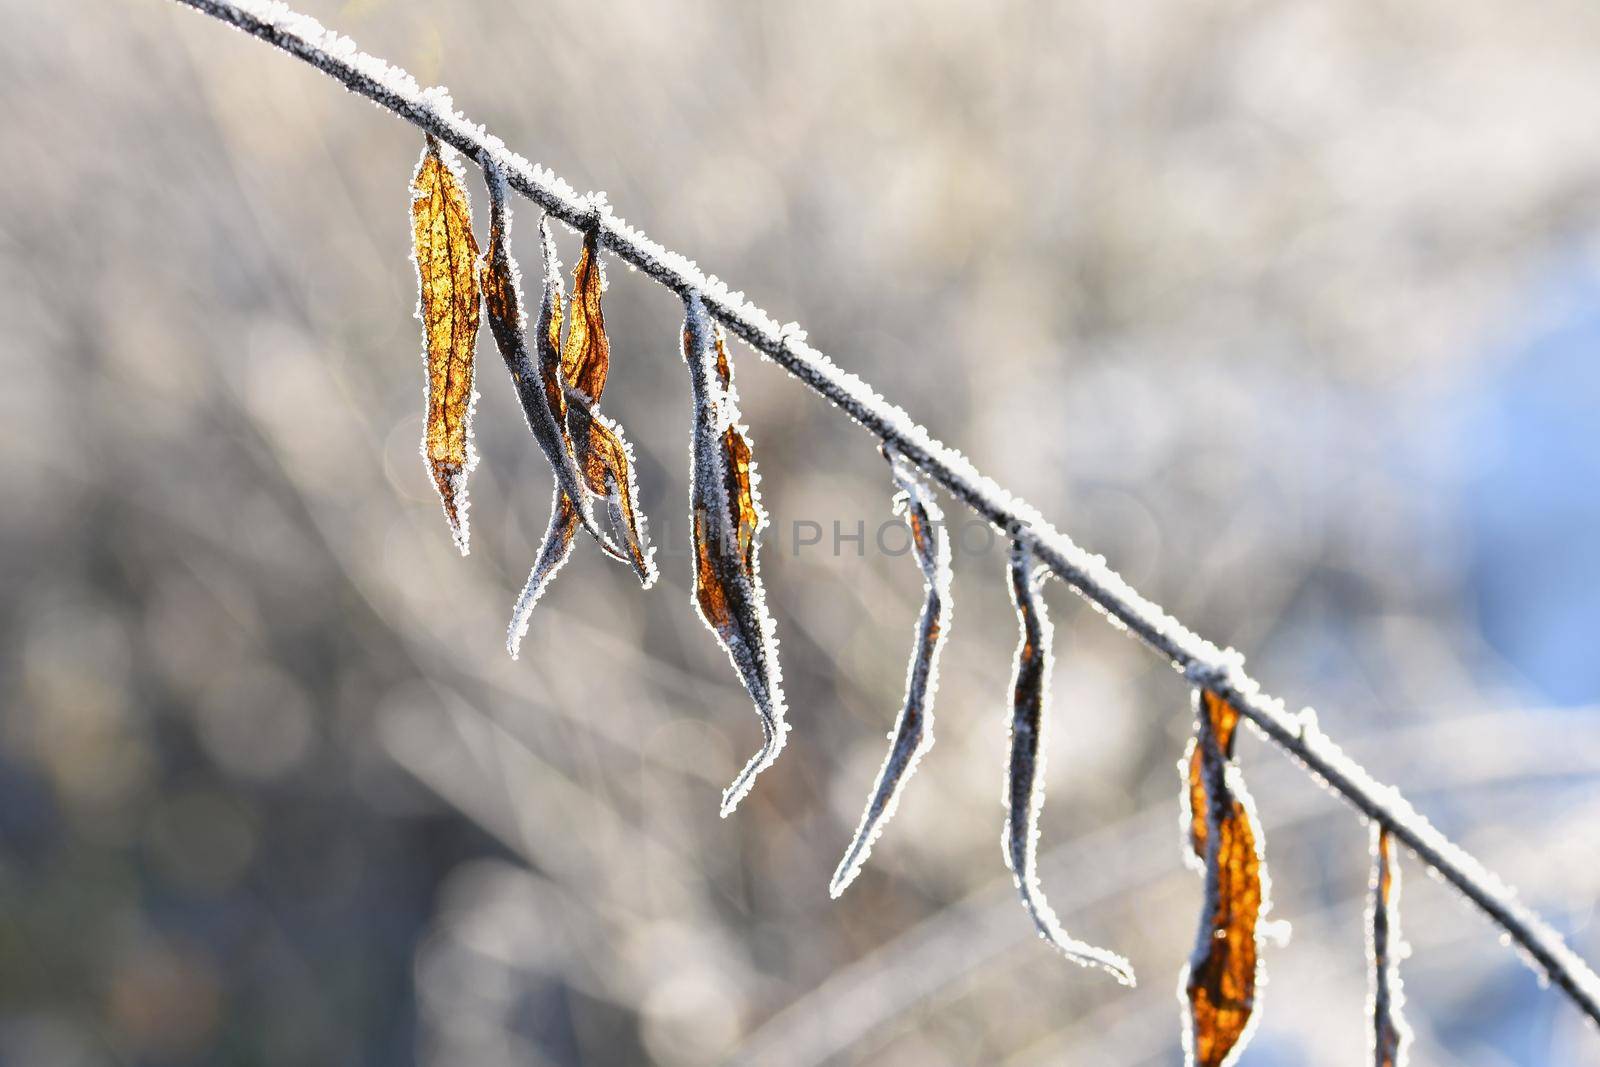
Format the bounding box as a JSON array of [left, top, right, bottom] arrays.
[[169, 0, 1600, 1027]]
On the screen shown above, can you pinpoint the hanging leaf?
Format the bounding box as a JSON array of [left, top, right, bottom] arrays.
[[561, 228, 610, 403], [410, 137, 481, 554], [683, 293, 787, 817], [1004, 538, 1135, 985], [479, 166, 614, 558], [1182, 689, 1241, 866], [569, 403, 654, 584], [479, 170, 631, 656], [830, 447, 952, 897], [1183, 689, 1268, 1067], [556, 227, 656, 586], [1370, 825, 1411, 1067]]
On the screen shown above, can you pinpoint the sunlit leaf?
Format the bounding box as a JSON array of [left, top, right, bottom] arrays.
[[480, 167, 608, 550], [537, 224, 658, 587], [561, 229, 609, 403], [1183, 689, 1268, 1067], [830, 447, 952, 897], [534, 219, 632, 565], [1370, 825, 1411, 1067], [410, 137, 481, 554], [683, 293, 787, 816], [1004, 538, 1135, 985], [569, 404, 655, 584], [479, 171, 633, 656], [1183, 689, 1241, 866]]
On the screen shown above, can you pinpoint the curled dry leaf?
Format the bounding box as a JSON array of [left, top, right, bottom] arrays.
[[1183, 689, 1268, 1067], [480, 166, 612, 552], [568, 404, 653, 584], [478, 168, 628, 657], [1370, 825, 1411, 1067], [683, 293, 787, 816], [562, 229, 656, 586], [410, 137, 481, 554], [1004, 538, 1135, 985], [561, 227, 609, 403], [1182, 690, 1241, 866], [830, 447, 952, 897]]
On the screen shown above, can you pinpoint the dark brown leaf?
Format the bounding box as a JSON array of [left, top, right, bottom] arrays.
[[1004, 538, 1135, 984], [830, 448, 952, 897], [410, 137, 481, 554]]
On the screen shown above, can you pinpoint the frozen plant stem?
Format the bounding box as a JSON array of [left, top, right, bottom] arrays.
[[171, 0, 1600, 1028]]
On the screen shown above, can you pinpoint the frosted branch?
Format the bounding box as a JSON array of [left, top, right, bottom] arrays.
[[170, 0, 1600, 1028]]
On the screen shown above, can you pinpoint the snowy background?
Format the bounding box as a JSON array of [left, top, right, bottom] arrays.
[[1, 1, 1598, 1064]]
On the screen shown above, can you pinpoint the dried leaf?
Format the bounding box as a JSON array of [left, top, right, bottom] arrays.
[[1183, 689, 1268, 1067], [1370, 825, 1411, 1067], [561, 229, 609, 403], [1004, 538, 1135, 984], [569, 404, 654, 583], [479, 171, 632, 656], [830, 448, 952, 897], [1182, 689, 1241, 866], [683, 293, 787, 817], [479, 167, 610, 556], [410, 137, 481, 554], [538, 225, 657, 587]]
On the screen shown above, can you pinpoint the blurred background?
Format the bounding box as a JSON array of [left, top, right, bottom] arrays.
[[2, 0, 1598, 1063]]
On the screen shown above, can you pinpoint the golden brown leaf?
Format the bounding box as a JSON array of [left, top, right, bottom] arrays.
[[705, 329, 759, 563], [1183, 689, 1267, 1067], [1184, 689, 1242, 863], [569, 404, 654, 583], [535, 223, 655, 586], [411, 138, 481, 554], [683, 294, 786, 816], [1370, 825, 1411, 1067], [560, 229, 609, 403]]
